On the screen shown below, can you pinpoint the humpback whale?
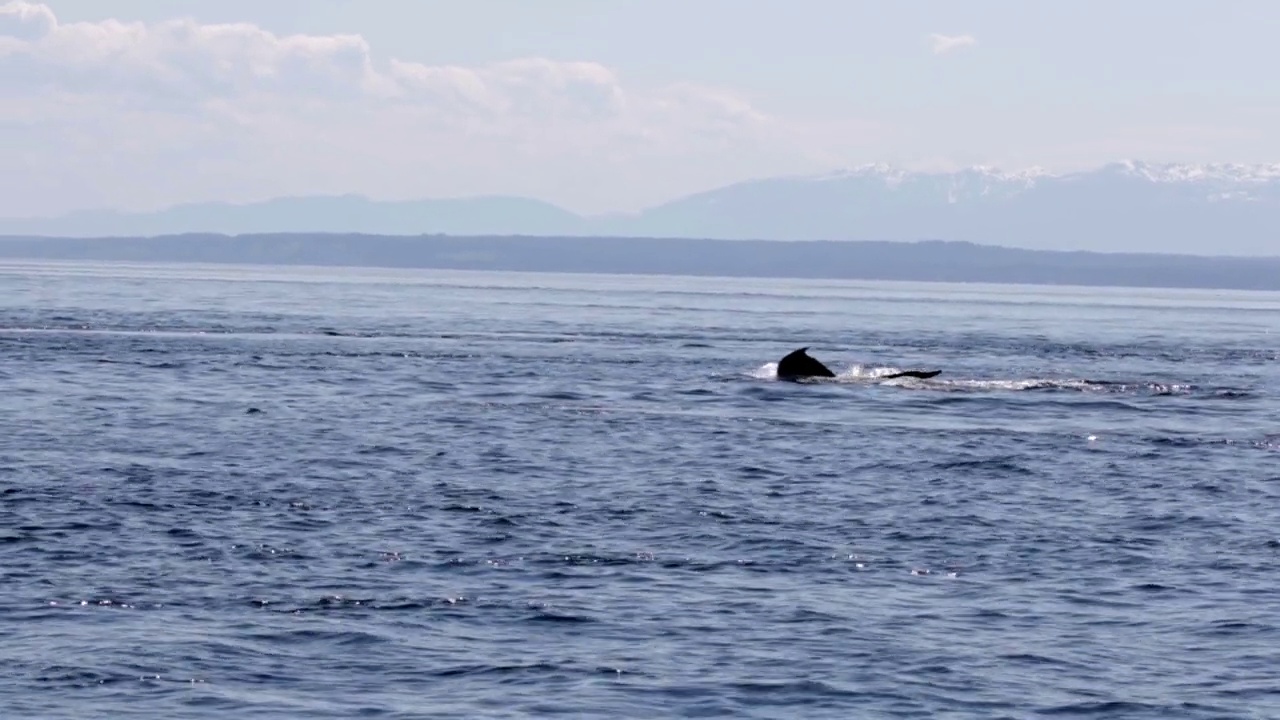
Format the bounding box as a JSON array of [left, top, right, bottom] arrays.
[[775, 347, 941, 381]]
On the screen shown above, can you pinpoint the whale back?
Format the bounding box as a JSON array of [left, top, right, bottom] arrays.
[[776, 347, 836, 380], [882, 369, 942, 380]]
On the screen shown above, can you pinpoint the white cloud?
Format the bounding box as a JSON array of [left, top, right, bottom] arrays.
[[0, 1, 820, 216], [0, 0, 53, 41], [929, 33, 977, 55]]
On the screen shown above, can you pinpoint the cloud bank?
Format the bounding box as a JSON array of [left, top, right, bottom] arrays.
[[0, 1, 820, 216]]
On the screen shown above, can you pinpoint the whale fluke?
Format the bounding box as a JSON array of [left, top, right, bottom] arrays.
[[776, 347, 837, 380]]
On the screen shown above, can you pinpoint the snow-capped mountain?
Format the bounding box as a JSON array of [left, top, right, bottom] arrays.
[[611, 161, 1280, 255], [755, 160, 1280, 199]]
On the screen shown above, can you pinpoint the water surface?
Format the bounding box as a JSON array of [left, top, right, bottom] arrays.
[[2, 260, 1278, 718]]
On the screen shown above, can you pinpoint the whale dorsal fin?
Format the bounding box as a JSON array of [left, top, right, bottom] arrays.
[[777, 347, 836, 379]]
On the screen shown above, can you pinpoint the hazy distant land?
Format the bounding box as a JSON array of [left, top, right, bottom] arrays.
[[4, 161, 1279, 292], [2, 232, 1278, 292], [4, 161, 1279, 257]]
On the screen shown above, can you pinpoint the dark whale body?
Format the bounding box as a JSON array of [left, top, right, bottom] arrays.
[[775, 347, 941, 381]]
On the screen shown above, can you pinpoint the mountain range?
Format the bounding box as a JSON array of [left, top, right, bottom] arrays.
[[4, 160, 1279, 255]]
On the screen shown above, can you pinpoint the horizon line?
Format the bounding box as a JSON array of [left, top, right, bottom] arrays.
[[3, 231, 1279, 261]]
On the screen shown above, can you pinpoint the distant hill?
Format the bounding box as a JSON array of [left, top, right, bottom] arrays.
[[2, 233, 1278, 292], [2, 160, 1279, 256]]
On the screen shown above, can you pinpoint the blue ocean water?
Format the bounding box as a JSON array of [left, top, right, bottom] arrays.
[[1, 259, 1278, 719]]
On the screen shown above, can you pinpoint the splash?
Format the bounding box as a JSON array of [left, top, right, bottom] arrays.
[[751, 362, 780, 380], [751, 362, 938, 384]]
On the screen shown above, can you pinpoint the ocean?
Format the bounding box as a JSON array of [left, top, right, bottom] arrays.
[[2, 259, 1278, 719]]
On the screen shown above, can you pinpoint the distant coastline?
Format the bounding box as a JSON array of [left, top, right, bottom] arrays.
[[6, 162, 1280, 257], [2, 232, 1278, 292]]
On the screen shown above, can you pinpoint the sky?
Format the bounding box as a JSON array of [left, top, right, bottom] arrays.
[[2, 0, 1278, 218]]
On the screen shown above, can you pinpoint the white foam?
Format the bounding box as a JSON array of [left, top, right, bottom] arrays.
[[836, 365, 924, 384], [751, 362, 779, 379], [749, 363, 1193, 395], [930, 378, 1096, 392]]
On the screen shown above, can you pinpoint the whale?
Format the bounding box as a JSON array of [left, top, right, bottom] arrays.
[[775, 347, 941, 381]]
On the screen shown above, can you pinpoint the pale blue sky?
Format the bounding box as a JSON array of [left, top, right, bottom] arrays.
[[3, 0, 1278, 216]]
